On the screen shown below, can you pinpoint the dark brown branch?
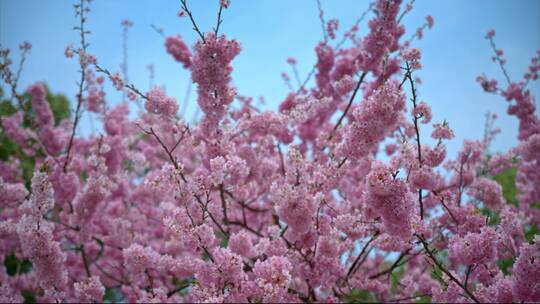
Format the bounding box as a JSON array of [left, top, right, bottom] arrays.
[[137, 123, 230, 240], [179, 0, 206, 43], [415, 234, 480, 303], [64, 0, 90, 173], [337, 156, 348, 169], [219, 184, 229, 225], [93, 62, 148, 101], [487, 36, 511, 85], [213, 4, 224, 37], [316, 0, 328, 43], [346, 232, 379, 279], [464, 264, 475, 289], [329, 71, 368, 139], [432, 191, 459, 225], [369, 249, 410, 280], [276, 221, 314, 267], [405, 62, 424, 220], [228, 221, 264, 237], [295, 1, 373, 94], [167, 281, 191, 297], [80, 244, 92, 278]]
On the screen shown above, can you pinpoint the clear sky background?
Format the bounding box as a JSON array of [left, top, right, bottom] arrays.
[[1, 0, 539, 160]]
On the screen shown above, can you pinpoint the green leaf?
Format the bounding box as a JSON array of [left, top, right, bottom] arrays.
[[525, 224, 539, 243], [344, 289, 376, 303], [171, 277, 193, 296], [480, 206, 500, 226], [0, 133, 18, 161], [390, 265, 405, 293], [4, 253, 33, 276], [124, 159, 134, 172], [45, 89, 71, 125], [21, 290, 35, 303], [416, 294, 432, 303], [0, 100, 17, 116], [217, 231, 228, 248], [493, 167, 518, 205], [497, 257, 515, 275], [80, 171, 89, 182], [103, 287, 123, 303], [4, 254, 19, 276], [19, 259, 32, 274]]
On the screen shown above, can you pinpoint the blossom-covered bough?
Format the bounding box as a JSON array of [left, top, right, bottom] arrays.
[[1, 0, 539, 302]]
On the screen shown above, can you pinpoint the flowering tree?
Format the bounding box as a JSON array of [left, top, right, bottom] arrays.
[[1, 0, 539, 302]]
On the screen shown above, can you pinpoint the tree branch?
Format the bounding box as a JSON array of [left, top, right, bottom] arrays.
[[415, 234, 480, 303]]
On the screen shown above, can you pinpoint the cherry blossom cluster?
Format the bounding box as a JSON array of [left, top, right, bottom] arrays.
[[0, 0, 539, 303]]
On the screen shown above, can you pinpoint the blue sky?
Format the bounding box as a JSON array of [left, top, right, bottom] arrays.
[[1, 0, 539, 159]]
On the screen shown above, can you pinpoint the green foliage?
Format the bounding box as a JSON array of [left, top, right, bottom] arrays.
[[415, 294, 432, 303], [103, 287, 123, 303], [171, 277, 193, 296], [491, 168, 539, 242], [429, 265, 444, 285], [124, 159, 134, 172], [480, 206, 500, 226], [202, 249, 211, 261], [21, 290, 35, 303], [217, 231, 228, 248], [0, 128, 36, 188], [0, 131, 18, 160], [80, 170, 89, 182], [344, 289, 376, 303], [389, 265, 405, 293], [0, 85, 71, 188], [45, 88, 71, 125], [493, 167, 518, 205], [497, 257, 515, 275], [0, 99, 18, 116], [4, 253, 32, 276], [525, 224, 539, 243]]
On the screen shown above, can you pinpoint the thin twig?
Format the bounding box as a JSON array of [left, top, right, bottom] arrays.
[[334, 2, 374, 50], [137, 124, 230, 240], [487, 36, 511, 85], [228, 221, 264, 237], [328, 71, 368, 140], [295, 1, 373, 94], [219, 184, 229, 225], [415, 234, 480, 303], [346, 232, 379, 279], [405, 62, 424, 220], [316, 0, 328, 44], [167, 281, 191, 298], [179, 0, 206, 43], [80, 244, 92, 278], [369, 249, 411, 280], [213, 4, 224, 37], [64, 0, 90, 172]]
